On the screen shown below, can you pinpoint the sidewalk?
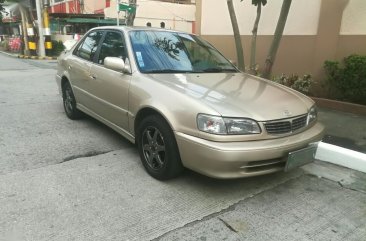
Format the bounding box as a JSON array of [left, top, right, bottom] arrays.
[[157, 162, 366, 241]]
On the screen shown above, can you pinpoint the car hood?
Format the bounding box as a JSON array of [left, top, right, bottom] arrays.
[[147, 72, 313, 121]]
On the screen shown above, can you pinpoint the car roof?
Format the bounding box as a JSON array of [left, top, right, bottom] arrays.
[[89, 25, 193, 35]]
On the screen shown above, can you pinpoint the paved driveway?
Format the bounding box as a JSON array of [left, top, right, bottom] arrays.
[[0, 53, 365, 241]]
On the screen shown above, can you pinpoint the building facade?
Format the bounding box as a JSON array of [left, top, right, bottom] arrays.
[[49, 0, 108, 14], [104, 0, 196, 33], [48, 0, 196, 37], [196, 0, 366, 84]]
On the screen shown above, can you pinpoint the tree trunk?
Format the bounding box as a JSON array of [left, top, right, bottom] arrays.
[[126, 0, 137, 26], [262, 0, 292, 79], [249, 3, 261, 74], [19, 4, 30, 56], [226, 0, 245, 71]]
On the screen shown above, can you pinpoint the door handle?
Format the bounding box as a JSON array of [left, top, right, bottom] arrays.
[[68, 65, 72, 70], [89, 74, 97, 80]]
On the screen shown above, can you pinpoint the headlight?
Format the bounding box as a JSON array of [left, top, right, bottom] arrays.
[[307, 105, 317, 124], [223, 118, 261, 134], [197, 114, 261, 135], [197, 114, 227, 134]]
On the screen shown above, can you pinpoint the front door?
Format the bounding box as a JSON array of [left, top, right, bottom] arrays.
[[87, 30, 131, 131], [69, 30, 104, 107]]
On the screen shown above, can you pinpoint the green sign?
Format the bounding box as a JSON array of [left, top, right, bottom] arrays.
[[118, 3, 136, 13]]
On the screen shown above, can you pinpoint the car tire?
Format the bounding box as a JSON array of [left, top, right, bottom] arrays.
[[62, 81, 83, 120], [137, 115, 184, 180]]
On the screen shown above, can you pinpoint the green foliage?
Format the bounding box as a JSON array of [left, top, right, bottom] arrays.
[[324, 55, 366, 105], [1, 0, 21, 20], [272, 74, 313, 94], [50, 40, 65, 56], [0, 0, 5, 19]]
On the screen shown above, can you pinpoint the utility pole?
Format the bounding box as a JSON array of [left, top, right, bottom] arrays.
[[35, 0, 45, 57], [117, 0, 120, 26], [43, 0, 52, 56]]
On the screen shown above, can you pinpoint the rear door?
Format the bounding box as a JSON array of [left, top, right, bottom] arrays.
[[69, 30, 104, 107], [87, 30, 131, 131]]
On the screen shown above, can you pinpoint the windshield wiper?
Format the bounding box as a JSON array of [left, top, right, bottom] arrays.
[[144, 69, 197, 74], [201, 68, 238, 73]]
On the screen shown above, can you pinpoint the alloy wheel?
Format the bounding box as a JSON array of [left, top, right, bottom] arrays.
[[141, 126, 166, 170], [64, 86, 74, 115]]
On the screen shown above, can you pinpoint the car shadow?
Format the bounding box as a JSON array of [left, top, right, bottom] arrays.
[[81, 114, 135, 148]]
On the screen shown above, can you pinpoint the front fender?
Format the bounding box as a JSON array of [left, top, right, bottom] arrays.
[[128, 76, 220, 138]]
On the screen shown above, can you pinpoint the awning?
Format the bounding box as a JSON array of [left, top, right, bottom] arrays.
[[65, 18, 120, 25]]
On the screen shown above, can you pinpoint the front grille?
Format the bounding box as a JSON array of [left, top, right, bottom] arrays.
[[292, 115, 307, 131], [264, 121, 291, 134], [264, 115, 308, 135]]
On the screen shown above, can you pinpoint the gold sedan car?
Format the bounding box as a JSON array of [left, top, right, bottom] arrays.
[[56, 27, 324, 180]]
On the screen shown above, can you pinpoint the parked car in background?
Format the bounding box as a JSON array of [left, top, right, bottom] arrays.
[[56, 26, 324, 180]]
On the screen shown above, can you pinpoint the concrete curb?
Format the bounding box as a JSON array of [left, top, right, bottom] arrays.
[[0, 51, 57, 60], [0, 50, 18, 57], [312, 97, 366, 116], [18, 55, 57, 60], [315, 142, 366, 173]]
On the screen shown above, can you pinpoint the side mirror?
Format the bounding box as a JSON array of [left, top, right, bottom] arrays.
[[104, 57, 131, 74]]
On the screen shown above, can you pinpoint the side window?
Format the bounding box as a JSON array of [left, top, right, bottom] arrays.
[[75, 31, 103, 61], [97, 31, 127, 65]]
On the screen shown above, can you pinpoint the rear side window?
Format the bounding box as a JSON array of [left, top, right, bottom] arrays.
[[75, 31, 103, 61]]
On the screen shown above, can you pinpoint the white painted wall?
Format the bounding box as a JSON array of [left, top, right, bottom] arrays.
[[104, 0, 196, 33], [52, 34, 74, 42], [201, 0, 321, 35], [340, 0, 366, 35]]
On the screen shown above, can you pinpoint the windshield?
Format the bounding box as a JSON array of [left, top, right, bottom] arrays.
[[129, 30, 238, 74]]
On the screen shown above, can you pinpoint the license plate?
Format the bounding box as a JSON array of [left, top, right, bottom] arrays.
[[285, 143, 318, 172]]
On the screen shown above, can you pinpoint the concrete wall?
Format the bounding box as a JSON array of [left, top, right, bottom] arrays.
[[83, 0, 106, 13], [336, 0, 366, 61], [340, 0, 366, 35], [201, 0, 321, 35], [196, 0, 366, 91], [104, 0, 196, 33]]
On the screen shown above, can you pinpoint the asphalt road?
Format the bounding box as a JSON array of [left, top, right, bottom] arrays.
[[0, 55, 132, 175], [0, 53, 365, 241]]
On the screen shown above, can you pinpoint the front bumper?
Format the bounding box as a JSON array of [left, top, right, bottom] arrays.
[[175, 122, 324, 179]]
